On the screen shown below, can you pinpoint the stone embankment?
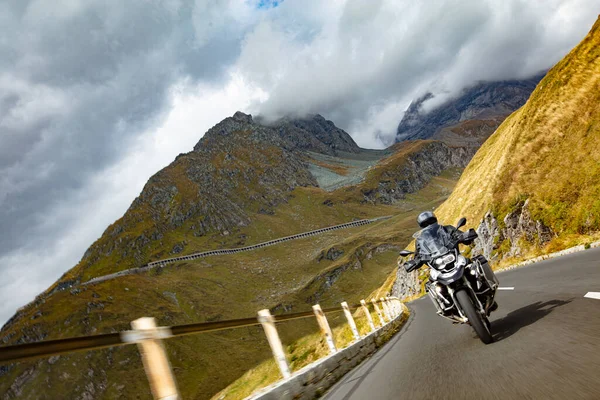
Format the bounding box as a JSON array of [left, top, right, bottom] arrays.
[[246, 305, 408, 400]]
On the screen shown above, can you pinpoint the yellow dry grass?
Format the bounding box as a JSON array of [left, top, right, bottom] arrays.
[[212, 306, 408, 400], [435, 17, 600, 239]]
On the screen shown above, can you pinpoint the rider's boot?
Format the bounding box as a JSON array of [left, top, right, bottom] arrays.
[[489, 301, 498, 312]]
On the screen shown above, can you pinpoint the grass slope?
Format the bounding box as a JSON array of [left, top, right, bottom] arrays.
[[436, 17, 600, 259], [0, 150, 460, 398]]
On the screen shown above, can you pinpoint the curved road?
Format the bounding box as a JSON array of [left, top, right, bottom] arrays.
[[325, 247, 600, 399]]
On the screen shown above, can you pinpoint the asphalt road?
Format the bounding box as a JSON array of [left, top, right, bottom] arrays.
[[325, 247, 600, 400]]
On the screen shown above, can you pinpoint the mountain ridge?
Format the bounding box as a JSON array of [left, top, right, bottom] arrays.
[[0, 108, 470, 399], [435, 16, 600, 265], [395, 74, 545, 147]]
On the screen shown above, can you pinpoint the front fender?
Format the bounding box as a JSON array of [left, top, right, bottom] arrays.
[[435, 264, 465, 285]]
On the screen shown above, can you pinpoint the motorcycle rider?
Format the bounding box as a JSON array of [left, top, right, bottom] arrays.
[[410, 210, 497, 311], [414, 211, 473, 265]]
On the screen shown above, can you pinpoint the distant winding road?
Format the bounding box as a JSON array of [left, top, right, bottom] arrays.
[[325, 247, 600, 399], [84, 216, 390, 285]]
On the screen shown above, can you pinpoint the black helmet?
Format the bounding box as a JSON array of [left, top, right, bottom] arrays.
[[417, 211, 437, 228]]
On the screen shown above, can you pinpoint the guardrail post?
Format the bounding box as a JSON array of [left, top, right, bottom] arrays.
[[312, 304, 337, 354], [257, 309, 291, 379], [341, 302, 360, 341], [130, 317, 180, 400], [383, 297, 392, 318], [360, 300, 376, 332], [371, 299, 386, 326], [385, 297, 396, 318], [394, 298, 402, 315], [380, 297, 392, 321], [393, 298, 404, 317]]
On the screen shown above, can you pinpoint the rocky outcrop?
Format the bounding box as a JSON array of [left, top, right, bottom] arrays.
[[79, 112, 320, 273], [473, 199, 554, 260], [393, 198, 555, 299], [500, 199, 554, 257], [262, 114, 361, 156], [472, 211, 503, 260], [392, 265, 420, 300], [76, 111, 371, 277], [305, 244, 400, 305], [318, 247, 344, 261], [395, 74, 544, 143], [361, 141, 470, 204]]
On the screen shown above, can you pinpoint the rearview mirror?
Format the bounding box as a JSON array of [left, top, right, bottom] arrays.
[[399, 250, 414, 257], [456, 217, 467, 229]]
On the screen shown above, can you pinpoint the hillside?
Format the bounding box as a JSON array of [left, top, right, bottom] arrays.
[[435, 16, 600, 264], [395, 74, 544, 149], [0, 111, 469, 399]]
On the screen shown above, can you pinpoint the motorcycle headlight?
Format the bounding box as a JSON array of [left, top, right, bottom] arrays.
[[434, 253, 455, 267]]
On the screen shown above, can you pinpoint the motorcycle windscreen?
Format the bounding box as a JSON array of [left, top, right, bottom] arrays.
[[414, 224, 453, 258]]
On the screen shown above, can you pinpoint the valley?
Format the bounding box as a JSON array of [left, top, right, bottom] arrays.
[[0, 111, 465, 399]]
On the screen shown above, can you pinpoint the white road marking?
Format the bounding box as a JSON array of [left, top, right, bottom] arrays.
[[584, 292, 600, 300], [498, 287, 515, 290]]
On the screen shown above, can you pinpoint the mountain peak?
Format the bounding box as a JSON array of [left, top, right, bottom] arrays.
[[195, 111, 361, 156], [396, 75, 544, 143], [274, 114, 361, 155], [232, 111, 253, 123]]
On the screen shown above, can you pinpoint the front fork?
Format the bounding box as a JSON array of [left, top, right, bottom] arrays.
[[448, 278, 487, 322], [427, 282, 470, 324]]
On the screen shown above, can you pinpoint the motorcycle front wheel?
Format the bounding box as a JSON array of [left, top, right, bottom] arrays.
[[456, 289, 493, 344]]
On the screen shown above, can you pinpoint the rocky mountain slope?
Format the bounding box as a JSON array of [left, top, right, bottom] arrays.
[[395, 74, 544, 149], [435, 16, 600, 265], [0, 111, 470, 399], [263, 113, 362, 156]]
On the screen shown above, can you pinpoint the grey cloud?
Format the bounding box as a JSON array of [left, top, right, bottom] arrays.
[[246, 0, 600, 146], [1, 0, 600, 325], [0, 0, 244, 255], [0, 0, 263, 324]]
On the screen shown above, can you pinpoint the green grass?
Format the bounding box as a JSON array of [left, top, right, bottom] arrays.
[[0, 164, 460, 400], [213, 305, 409, 400]]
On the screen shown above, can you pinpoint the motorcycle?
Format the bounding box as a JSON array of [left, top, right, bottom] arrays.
[[399, 217, 499, 344]]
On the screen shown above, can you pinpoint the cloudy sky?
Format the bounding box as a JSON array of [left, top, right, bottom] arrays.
[[0, 0, 599, 325]]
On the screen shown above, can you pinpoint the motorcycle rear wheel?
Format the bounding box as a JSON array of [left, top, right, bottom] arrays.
[[456, 289, 493, 344]]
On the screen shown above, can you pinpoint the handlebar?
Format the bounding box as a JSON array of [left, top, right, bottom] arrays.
[[404, 259, 420, 273], [402, 228, 478, 273]]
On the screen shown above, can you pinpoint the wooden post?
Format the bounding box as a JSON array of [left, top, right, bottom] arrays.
[[130, 318, 179, 400], [395, 298, 402, 316], [380, 297, 392, 321], [312, 304, 337, 354], [360, 300, 376, 332], [396, 299, 405, 316], [383, 297, 392, 318], [385, 297, 396, 318], [371, 299, 386, 327], [394, 299, 404, 317], [341, 302, 360, 341], [392, 298, 400, 316], [257, 309, 291, 379]]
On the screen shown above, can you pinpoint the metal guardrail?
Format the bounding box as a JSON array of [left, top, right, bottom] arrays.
[[1, 215, 399, 399], [0, 297, 402, 399], [0, 299, 393, 364], [1, 296, 402, 399]]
